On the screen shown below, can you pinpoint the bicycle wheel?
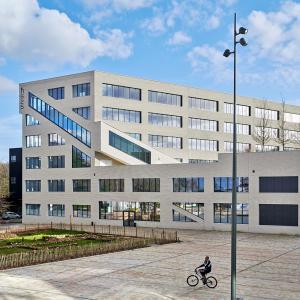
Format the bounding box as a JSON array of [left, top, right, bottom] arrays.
[[206, 276, 217, 288], [187, 275, 199, 287]]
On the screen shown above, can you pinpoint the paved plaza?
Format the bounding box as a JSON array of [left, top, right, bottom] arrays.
[[0, 230, 300, 299]]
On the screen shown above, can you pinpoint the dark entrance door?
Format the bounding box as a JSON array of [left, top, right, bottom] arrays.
[[123, 211, 136, 227]]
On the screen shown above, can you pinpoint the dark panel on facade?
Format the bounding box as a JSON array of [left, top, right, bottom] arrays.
[[259, 176, 298, 193], [9, 148, 22, 213], [259, 204, 298, 226]]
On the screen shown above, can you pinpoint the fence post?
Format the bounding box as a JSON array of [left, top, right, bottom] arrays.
[[93, 223, 96, 234]]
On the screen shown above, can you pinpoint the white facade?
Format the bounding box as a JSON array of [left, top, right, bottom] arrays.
[[20, 71, 300, 234]]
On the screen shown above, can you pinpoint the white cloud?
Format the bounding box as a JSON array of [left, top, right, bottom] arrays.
[[142, 15, 166, 34], [0, 0, 133, 71], [84, 0, 154, 11], [0, 76, 18, 94], [167, 31, 191, 45]]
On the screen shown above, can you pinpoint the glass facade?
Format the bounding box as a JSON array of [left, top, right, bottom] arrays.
[[102, 107, 141, 123], [73, 107, 90, 119], [26, 157, 41, 169], [173, 177, 204, 192], [103, 83, 141, 101], [26, 204, 40, 216], [109, 131, 151, 164], [25, 180, 41, 192], [48, 156, 65, 168], [224, 122, 251, 135], [189, 118, 218, 131], [26, 135, 41, 148], [72, 83, 90, 97], [72, 146, 91, 168], [73, 179, 91, 192], [149, 135, 182, 149], [148, 112, 182, 128], [48, 133, 66, 146], [214, 177, 249, 192], [148, 90, 182, 106], [99, 179, 124, 192], [126, 132, 142, 141], [173, 203, 204, 221], [73, 205, 91, 218], [99, 201, 160, 222], [224, 142, 251, 153], [48, 87, 64, 100], [255, 107, 279, 120], [188, 139, 218, 151], [48, 204, 65, 217], [255, 127, 279, 138], [285, 129, 300, 140], [29, 93, 91, 147], [188, 97, 218, 112], [224, 103, 250, 116], [284, 112, 300, 123], [48, 180, 65, 192], [256, 145, 279, 152], [26, 114, 40, 126], [132, 178, 160, 192], [214, 203, 249, 224]]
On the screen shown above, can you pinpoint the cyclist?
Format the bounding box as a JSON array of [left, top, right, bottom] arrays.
[[196, 256, 212, 284]]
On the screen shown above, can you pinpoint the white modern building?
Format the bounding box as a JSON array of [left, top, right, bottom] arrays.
[[19, 71, 300, 234]]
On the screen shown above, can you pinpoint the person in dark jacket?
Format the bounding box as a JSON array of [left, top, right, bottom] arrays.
[[197, 256, 212, 284]]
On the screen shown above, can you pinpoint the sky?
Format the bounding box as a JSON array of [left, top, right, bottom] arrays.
[[1, 0, 300, 161]]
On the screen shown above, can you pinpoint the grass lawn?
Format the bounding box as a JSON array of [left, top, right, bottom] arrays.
[[0, 229, 113, 255]]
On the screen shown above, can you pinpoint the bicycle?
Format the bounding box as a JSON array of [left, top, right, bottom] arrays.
[[186, 268, 218, 288]]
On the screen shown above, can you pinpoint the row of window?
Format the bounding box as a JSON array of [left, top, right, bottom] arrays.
[[48, 84, 90, 100], [148, 112, 182, 128]]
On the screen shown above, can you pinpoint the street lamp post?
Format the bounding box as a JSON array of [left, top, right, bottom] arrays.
[[223, 13, 248, 300]]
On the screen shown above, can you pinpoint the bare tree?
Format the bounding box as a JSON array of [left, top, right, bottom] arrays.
[[0, 162, 10, 215], [274, 98, 291, 151], [252, 101, 272, 152]]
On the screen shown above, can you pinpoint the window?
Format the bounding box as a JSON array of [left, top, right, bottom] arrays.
[[224, 122, 251, 135], [102, 107, 141, 123], [48, 87, 64, 100], [149, 135, 182, 149], [224, 142, 251, 153], [188, 139, 218, 151], [48, 156, 65, 168], [73, 179, 91, 192], [99, 201, 160, 222], [126, 133, 142, 141], [11, 177, 16, 184], [173, 203, 204, 221], [48, 204, 65, 217], [254, 127, 279, 139], [188, 97, 218, 112], [48, 133, 66, 146], [259, 204, 298, 226], [132, 178, 160, 192], [285, 129, 300, 140], [189, 118, 218, 132], [73, 205, 91, 218], [189, 159, 217, 164], [103, 83, 141, 101], [72, 107, 90, 120], [26, 204, 40, 216], [173, 178, 204, 192], [109, 131, 151, 163], [224, 103, 250, 116], [25, 180, 41, 192], [26, 114, 40, 126], [214, 177, 249, 192], [284, 112, 300, 123], [26, 135, 41, 148], [148, 91, 182, 106], [255, 107, 279, 120], [72, 83, 90, 97], [256, 145, 279, 152], [10, 155, 16, 163], [214, 203, 249, 224], [72, 146, 91, 168], [29, 93, 91, 147], [48, 180, 65, 192], [26, 157, 41, 169], [99, 179, 124, 192], [148, 113, 182, 128], [259, 176, 298, 193]]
